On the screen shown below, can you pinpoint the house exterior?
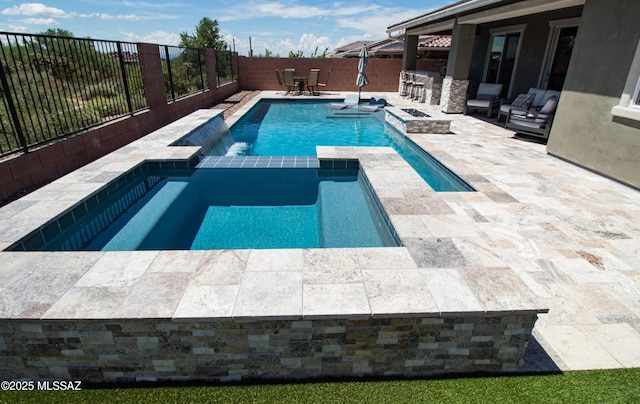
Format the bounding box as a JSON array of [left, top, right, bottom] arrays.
[[329, 36, 450, 59], [387, 0, 640, 190]]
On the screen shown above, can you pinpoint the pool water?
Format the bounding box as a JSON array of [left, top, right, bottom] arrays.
[[32, 167, 398, 251], [231, 100, 390, 156], [214, 100, 473, 192]]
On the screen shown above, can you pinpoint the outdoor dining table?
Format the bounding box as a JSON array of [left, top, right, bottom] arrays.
[[294, 76, 308, 94]]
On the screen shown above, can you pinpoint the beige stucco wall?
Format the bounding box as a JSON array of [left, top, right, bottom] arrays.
[[546, 0, 640, 189]]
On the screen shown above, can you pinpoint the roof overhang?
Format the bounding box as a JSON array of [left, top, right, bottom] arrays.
[[388, 0, 585, 37]]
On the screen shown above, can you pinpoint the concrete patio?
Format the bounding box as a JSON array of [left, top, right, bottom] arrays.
[[0, 90, 638, 380]]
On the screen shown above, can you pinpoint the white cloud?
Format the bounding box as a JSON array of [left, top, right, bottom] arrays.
[[297, 33, 332, 55], [228, 33, 338, 57], [113, 14, 141, 21], [121, 1, 183, 9], [336, 8, 424, 39], [20, 17, 59, 26], [1, 3, 69, 18], [219, 1, 380, 22], [122, 30, 180, 46]]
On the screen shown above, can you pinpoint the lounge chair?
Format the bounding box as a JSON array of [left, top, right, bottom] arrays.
[[330, 93, 360, 109], [306, 69, 319, 95], [358, 96, 387, 112], [505, 95, 559, 141], [282, 69, 299, 94], [465, 83, 503, 117]]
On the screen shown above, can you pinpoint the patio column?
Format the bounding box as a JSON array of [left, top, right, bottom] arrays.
[[401, 34, 419, 71], [441, 21, 476, 113]]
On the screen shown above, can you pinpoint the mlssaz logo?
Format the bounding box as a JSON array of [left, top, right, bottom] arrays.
[[37, 380, 82, 391]]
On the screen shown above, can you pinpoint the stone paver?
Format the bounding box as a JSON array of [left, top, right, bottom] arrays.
[[0, 91, 638, 373]]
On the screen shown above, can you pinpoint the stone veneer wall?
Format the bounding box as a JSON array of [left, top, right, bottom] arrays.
[[386, 111, 410, 134], [0, 313, 539, 383], [425, 81, 443, 105], [440, 78, 469, 114], [385, 109, 452, 134]]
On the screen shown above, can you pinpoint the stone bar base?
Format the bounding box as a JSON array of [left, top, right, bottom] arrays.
[[441, 77, 469, 114], [0, 313, 539, 383], [424, 81, 443, 105]]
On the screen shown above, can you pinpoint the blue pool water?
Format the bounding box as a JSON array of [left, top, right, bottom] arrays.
[[210, 100, 473, 192], [31, 167, 398, 251]]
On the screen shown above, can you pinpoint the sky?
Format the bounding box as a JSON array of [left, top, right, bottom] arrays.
[[0, 1, 447, 56]]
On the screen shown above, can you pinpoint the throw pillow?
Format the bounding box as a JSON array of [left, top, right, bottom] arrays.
[[511, 93, 535, 109], [539, 96, 558, 114]]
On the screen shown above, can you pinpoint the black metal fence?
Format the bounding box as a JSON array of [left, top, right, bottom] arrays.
[[161, 45, 208, 102], [0, 32, 147, 157], [0, 32, 237, 159], [215, 50, 235, 86]]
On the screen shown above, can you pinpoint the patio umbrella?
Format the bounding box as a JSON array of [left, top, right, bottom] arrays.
[[356, 45, 369, 103]]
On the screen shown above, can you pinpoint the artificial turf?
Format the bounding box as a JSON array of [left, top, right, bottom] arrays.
[[1, 368, 639, 403]]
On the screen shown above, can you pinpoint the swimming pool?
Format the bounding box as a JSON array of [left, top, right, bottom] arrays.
[[9, 164, 399, 251], [188, 99, 474, 192]]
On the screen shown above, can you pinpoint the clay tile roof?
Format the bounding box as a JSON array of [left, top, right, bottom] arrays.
[[333, 41, 376, 53], [418, 35, 452, 49]]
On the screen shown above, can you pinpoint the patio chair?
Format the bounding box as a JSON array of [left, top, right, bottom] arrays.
[[275, 70, 288, 93], [317, 70, 331, 91], [465, 83, 503, 117], [403, 71, 416, 99], [330, 93, 359, 109], [505, 95, 559, 141], [282, 69, 299, 94], [498, 88, 561, 120], [306, 69, 319, 95]]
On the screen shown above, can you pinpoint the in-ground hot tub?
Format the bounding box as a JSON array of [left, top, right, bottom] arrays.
[[7, 164, 399, 252]]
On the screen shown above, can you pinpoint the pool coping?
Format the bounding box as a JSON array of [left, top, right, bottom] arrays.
[[0, 100, 548, 321]]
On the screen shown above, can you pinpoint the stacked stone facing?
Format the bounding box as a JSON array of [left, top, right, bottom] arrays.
[[0, 313, 538, 382]]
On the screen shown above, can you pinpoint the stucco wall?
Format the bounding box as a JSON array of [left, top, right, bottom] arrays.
[[546, 0, 640, 190], [237, 57, 447, 92]]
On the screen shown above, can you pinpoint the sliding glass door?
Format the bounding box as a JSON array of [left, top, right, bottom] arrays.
[[542, 25, 578, 91], [485, 28, 523, 97]]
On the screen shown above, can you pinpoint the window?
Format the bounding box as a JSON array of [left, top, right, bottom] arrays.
[[483, 25, 525, 98], [612, 39, 640, 121]]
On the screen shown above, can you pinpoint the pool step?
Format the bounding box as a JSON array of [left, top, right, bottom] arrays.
[[101, 181, 190, 250], [318, 180, 385, 248]]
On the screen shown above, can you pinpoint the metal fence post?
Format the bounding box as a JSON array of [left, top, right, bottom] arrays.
[[116, 41, 134, 115], [0, 60, 28, 153]]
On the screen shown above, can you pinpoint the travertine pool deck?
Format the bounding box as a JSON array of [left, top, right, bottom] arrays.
[[0, 90, 638, 378]]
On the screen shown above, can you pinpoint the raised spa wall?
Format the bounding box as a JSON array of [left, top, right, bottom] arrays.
[[2, 314, 539, 383], [0, 105, 547, 383]]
